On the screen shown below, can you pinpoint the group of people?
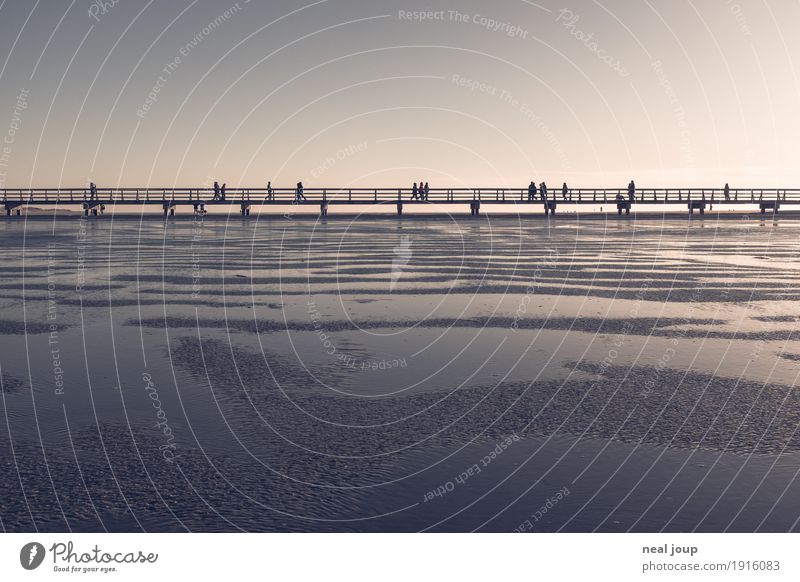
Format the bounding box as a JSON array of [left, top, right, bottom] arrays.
[[295, 181, 306, 201], [212, 181, 227, 200], [527, 180, 642, 202], [258, 180, 305, 202], [186, 178, 746, 208], [410, 181, 430, 200], [526, 181, 565, 200], [87, 179, 745, 211]]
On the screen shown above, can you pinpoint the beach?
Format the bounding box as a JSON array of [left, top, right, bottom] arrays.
[[1, 214, 799, 532]]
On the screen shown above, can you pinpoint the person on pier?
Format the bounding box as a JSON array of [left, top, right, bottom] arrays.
[[220, 183, 227, 200], [295, 181, 306, 201], [627, 180, 636, 201], [266, 181, 274, 201], [562, 182, 569, 200], [411, 182, 419, 200], [424, 182, 430, 200], [89, 182, 97, 201], [528, 181, 537, 201], [213, 181, 221, 200], [540, 181, 548, 199], [724, 183, 730, 201]]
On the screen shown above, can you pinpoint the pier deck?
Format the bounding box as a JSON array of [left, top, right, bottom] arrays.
[[2, 186, 797, 216]]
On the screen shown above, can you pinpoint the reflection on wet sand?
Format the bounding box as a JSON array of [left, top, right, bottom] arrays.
[[0, 217, 799, 532]]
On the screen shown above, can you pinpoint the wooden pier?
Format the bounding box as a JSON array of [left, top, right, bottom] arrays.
[[2, 186, 797, 217]]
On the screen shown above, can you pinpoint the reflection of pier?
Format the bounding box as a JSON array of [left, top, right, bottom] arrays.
[[2, 186, 796, 217]]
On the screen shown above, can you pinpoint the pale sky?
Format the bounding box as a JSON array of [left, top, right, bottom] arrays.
[[0, 0, 798, 189]]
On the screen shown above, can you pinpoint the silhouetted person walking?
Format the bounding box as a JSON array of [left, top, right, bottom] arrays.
[[424, 182, 430, 200], [220, 183, 227, 200], [295, 181, 306, 201], [411, 182, 419, 200], [89, 182, 97, 201], [724, 183, 730, 201], [562, 182, 569, 200], [266, 181, 273, 200], [540, 181, 548, 199], [213, 181, 220, 201], [628, 180, 636, 202], [528, 181, 537, 201]]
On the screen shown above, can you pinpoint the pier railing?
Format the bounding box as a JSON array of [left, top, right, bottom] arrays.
[[2, 187, 799, 203]]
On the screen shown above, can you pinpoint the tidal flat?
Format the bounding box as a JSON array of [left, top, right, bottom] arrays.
[[1, 214, 799, 532]]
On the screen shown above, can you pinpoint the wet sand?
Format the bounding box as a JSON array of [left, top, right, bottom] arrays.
[[1, 215, 799, 532]]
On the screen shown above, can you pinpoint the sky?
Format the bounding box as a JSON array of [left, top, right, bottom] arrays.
[[0, 0, 798, 190]]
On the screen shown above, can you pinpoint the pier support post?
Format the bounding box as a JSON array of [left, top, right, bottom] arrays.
[[545, 200, 557, 216], [4, 204, 23, 216], [397, 202, 403, 216], [759, 201, 779, 215], [320, 202, 328, 217], [688, 201, 706, 215]]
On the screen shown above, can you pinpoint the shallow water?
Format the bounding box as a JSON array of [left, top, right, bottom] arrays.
[[1, 214, 799, 532]]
